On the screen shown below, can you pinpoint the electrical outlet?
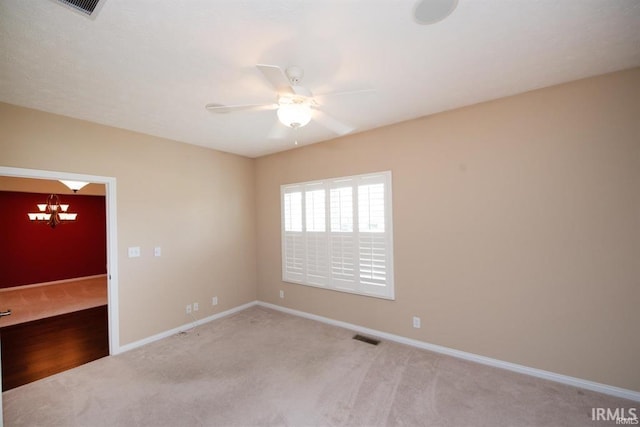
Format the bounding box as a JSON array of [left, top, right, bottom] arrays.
[[186, 304, 192, 314], [279, 290, 284, 299], [412, 316, 421, 329], [212, 296, 218, 306], [193, 302, 199, 312], [154, 246, 161, 257]]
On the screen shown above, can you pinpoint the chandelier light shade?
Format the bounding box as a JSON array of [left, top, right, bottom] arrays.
[[277, 102, 312, 128], [28, 194, 78, 228], [59, 180, 89, 193]]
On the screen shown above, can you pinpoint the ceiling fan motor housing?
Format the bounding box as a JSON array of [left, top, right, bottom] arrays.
[[285, 66, 304, 85]]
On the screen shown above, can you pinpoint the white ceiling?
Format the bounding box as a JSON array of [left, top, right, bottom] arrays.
[[1, 0, 639, 158]]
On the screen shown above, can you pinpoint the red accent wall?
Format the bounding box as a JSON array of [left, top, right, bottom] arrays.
[[0, 191, 107, 288]]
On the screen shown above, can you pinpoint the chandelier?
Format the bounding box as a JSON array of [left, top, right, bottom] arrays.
[[28, 194, 78, 228]]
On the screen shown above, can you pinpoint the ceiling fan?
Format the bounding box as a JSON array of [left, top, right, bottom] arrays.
[[205, 64, 374, 141]]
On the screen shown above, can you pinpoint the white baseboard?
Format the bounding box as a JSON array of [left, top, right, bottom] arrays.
[[116, 301, 258, 354], [112, 299, 639, 402], [257, 301, 640, 402]]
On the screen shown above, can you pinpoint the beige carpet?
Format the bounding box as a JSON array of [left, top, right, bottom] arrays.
[[3, 306, 636, 426]]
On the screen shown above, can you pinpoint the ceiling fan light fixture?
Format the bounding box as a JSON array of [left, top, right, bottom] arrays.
[[277, 102, 312, 128]]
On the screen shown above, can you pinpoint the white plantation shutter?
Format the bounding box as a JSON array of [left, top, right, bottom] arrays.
[[306, 232, 328, 286], [282, 188, 304, 283], [358, 182, 385, 233], [305, 188, 325, 232], [329, 184, 356, 290], [359, 233, 387, 284], [357, 179, 389, 295], [330, 185, 353, 232], [283, 191, 302, 232], [281, 171, 394, 299], [304, 185, 328, 286], [330, 233, 356, 289]]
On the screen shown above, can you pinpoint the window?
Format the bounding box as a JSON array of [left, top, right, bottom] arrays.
[[281, 171, 394, 300]]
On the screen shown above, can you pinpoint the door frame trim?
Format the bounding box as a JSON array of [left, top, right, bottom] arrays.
[[0, 166, 120, 355]]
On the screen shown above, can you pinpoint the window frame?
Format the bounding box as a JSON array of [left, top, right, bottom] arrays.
[[280, 171, 395, 300]]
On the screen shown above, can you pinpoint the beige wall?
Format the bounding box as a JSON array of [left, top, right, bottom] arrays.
[[0, 103, 257, 345], [1, 68, 638, 392], [255, 68, 640, 392]]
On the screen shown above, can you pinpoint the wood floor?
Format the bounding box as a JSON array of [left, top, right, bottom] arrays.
[[1, 305, 109, 390], [0, 276, 109, 390]]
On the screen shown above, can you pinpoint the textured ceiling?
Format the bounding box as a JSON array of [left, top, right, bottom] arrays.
[[1, 0, 639, 158]]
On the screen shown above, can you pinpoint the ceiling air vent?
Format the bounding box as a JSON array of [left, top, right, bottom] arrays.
[[53, 0, 105, 17]]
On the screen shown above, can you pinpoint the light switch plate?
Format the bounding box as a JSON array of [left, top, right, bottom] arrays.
[[128, 247, 141, 258]]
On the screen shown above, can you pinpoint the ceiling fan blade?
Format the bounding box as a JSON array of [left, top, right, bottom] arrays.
[[205, 103, 277, 114], [314, 88, 376, 99], [267, 120, 290, 140], [256, 64, 294, 94], [313, 110, 355, 136]]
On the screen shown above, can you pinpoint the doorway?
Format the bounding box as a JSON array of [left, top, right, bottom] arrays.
[[0, 167, 119, 413]]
